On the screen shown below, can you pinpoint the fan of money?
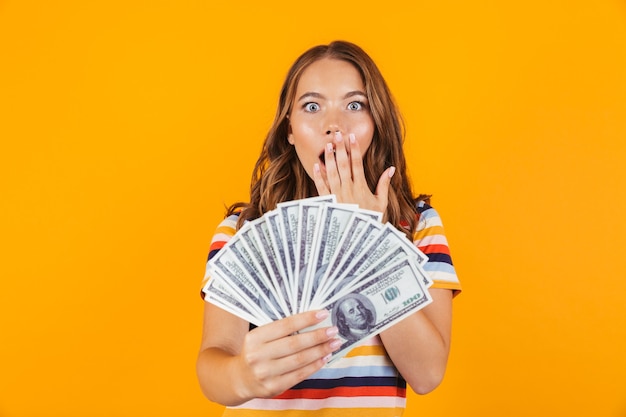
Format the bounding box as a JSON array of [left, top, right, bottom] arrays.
[[203, 195, 434, 362]]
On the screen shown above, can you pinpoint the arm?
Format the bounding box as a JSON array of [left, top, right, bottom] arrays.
[[196, 302, 340, 406], [379, 288, 453, 394]]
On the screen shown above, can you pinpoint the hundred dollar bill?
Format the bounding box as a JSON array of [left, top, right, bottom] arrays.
[[248, 216, 292, 317], [302, 203, 357, 309], [315, 223, 432, 308], [222, 222, 291, 318], [331, 220, 384, 279], [208, 244, 284, 322], [277, 201, 299, 298], [315, 217, 384, 303], [263, 209, 294, 315], [310, 212, 379, 308], [290, 196, 336, 310], [301, 203, 358, 311], [203, 275, 269, 326], [313, 253, 410, 309], [309, 256, 433, 363], [236, 223, 272, 279], [320, 248, 432, 309], [278, 195, 336, 312], [294, 201, 324, 311], [336, 223, 429, 290]]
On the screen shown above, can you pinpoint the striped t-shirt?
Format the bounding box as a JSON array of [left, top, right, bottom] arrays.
[[201, 202, 461, 417]]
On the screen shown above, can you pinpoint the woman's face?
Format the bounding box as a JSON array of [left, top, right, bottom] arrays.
[[287, 58, 375, 179]]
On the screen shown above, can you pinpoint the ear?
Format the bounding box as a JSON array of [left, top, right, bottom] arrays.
[[287, 121, 295, 145]]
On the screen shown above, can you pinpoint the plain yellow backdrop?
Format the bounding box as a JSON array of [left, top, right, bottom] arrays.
[[1, 1, 625, 416]]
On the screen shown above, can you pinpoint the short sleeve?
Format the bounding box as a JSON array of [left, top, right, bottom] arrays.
[[413, 202, 462, 295], [200, 213, 239, 300]]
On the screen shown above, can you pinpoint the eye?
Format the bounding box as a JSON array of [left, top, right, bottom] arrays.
[[304, 102, 320, 112], [348, 101, 364, 111]]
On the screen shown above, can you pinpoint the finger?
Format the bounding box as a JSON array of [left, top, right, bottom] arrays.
[[255, 343, 339, 398], [243, 324, 337, 377], [269, 324, 339, 359], [324, 141, 341, 192], [275, 353, 334, 389], [333, 131, 352, 182], [271, 335, 341, 380], [375, 166, 395, 206], [251, 310, 331, 344], [313, 163, 330, 196], [348, 133, 366, 186]]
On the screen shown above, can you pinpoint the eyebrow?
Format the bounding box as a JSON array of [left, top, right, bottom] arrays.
[[297, 90, 367, 102]]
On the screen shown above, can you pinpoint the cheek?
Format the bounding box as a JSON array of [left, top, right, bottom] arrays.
[[290, 117, 318, 137], [292, 143, 316, 176], [358, 136, 373, 153], [350, 114, 374, 143], [354, 125, 374, 152], [292, 136, 317, 157], [291, 125, 319, 153]]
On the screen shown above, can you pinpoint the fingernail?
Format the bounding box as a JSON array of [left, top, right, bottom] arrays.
[[322, 353, 332, 363], [316, 310, 329, 320], [330, 339, 342, 349], [335, 131, 343, 142], [388, 166, 396, 178], [314, 163, 320, 174], [326, 142, 333, 152], [326, 326, 338, 337], [349, 133, 356, 143]]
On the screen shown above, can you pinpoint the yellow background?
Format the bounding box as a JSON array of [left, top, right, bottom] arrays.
[[1, 1, 625, 416]]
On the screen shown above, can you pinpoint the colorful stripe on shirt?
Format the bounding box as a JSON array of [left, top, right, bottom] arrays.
[[414, 202, 462, 294]]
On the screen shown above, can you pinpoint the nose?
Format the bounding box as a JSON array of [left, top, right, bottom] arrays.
[[324, 109, 344, 136]]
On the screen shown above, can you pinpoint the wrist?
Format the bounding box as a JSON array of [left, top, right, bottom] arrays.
[[229, 353, 255, 405]]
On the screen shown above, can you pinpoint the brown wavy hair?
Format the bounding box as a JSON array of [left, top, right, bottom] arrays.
[[227, 40, 427, 239]]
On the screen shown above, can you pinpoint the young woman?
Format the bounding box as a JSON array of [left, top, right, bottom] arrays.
[[197, 40, 461, 416]]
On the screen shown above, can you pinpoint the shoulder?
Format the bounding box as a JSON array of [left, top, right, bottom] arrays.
[[207, 212, 241, 261], [415, 200, 444, 233], [413, 201, 462, 294], [215, 212, 241, 233], [201, 212, 242, 299]]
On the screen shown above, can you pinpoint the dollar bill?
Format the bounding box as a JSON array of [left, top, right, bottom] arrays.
[[203, 271, 271, 326], [310, 256, 433, 362], [294, 201, 323, 311], [311, 219, 431, 308], [277, 195, 336, 312], [314, 217, 384, 303], [263, 209, 294, 314], [276, 201, 299, 300], [320, 247, 432, 309], [208, 243, 284, 322], [301, 203, 358, 311], [336, 223, 428, 289], [248, 216, 293, 317]]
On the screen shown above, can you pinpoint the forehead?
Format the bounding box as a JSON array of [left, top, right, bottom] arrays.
[[296, 58, 365, 94], [341, 298, 359, 310]]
